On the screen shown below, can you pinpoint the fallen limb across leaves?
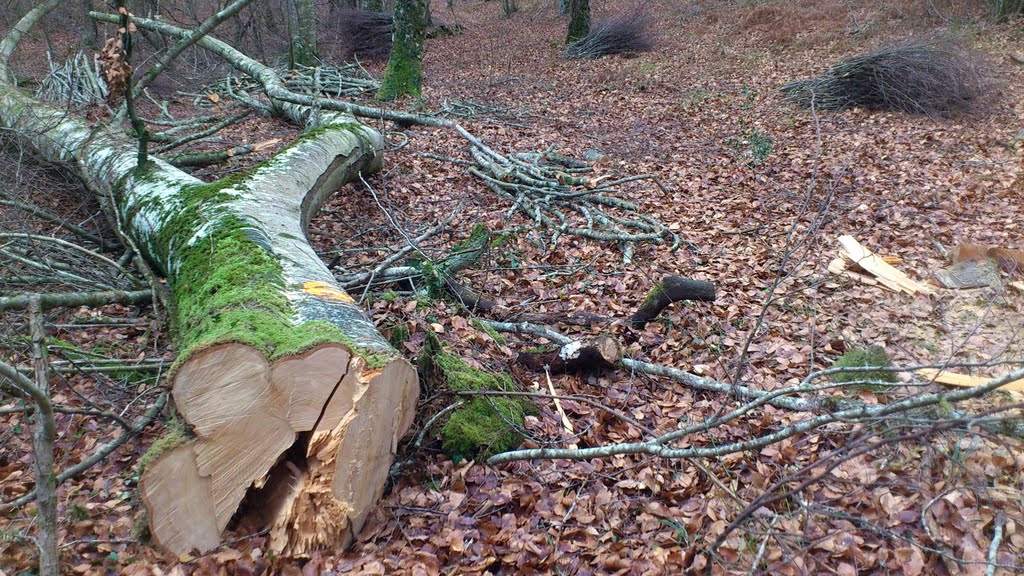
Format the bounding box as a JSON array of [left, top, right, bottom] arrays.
[[483, 319, 1024, 465], [474, 317, 1024, 571]]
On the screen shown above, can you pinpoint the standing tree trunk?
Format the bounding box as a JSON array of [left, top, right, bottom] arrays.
[[378, 0, 425, 101], [1, 12, 417, 558], [81, 0, 98, 47], [329, 0, 358, 23], [29, 297, 58, 576], [288, 0, 320, 68], [566, 0, 589, 43]]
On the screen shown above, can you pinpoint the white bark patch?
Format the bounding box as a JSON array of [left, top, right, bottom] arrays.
[[559, 341, 584, 361]]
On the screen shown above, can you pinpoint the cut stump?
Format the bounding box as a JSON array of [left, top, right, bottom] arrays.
[[141, 347, 417, 557]]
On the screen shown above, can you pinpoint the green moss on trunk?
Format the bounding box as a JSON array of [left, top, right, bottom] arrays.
[[566, 0, 590, 43], [452, 223, 491, 253], [130, 151, 391, 372], [378, 0, 426, 101], [287, 0, 320, 68]]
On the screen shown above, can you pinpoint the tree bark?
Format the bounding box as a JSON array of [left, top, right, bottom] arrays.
[[566, 0, 590, 44], [1, 26, 417, 560], [29, 297, 58, 576], [288, 0, 320, 68], [0, 289, 152, 311], [81, 0, 98, 47], [516, 336, 621, 374], [378, 0, 426, 100]]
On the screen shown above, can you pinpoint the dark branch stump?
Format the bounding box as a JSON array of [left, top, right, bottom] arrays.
[[629, 275, 716, 328], [517, 336, 622, 374]]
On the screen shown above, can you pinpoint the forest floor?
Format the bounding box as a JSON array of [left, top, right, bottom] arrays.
[[2, 0, 1024, 574]]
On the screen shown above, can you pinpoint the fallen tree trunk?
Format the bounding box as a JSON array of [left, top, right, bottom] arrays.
[[1, 44, 417, 560]]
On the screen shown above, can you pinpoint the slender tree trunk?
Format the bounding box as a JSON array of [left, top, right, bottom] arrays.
[[566, 0, 589, 43], [29, 297, 58, 576], [378, 0, 426, 100], [0, 0, 62, 81], [81, 0, 98, 47], [288, 0, 320, 68]]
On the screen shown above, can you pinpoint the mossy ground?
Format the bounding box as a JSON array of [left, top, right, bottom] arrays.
[[418, 333, 535, 462], [387, 322, 411, 348], [829, 346, 899, 390]]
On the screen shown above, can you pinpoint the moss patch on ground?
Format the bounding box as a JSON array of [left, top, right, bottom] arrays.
[[829, 346, 899, 390], [387, 322, 411, 349], [418, 333, 535, 462]]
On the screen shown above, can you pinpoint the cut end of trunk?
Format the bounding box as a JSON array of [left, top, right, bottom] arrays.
[[266, 360, 418, 557], [141, 343, 418, 558]]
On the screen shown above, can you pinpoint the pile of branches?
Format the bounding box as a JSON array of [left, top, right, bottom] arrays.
[[437, 98, 549, 129], [565, 11, 654, 59], [196, 63, 379, 107], [338, 9, 393, 62], [36, 51, 108, 106], [781, 39, 989, 116], [433, 138, 679, 258], [991, 0, 1024, 21]]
